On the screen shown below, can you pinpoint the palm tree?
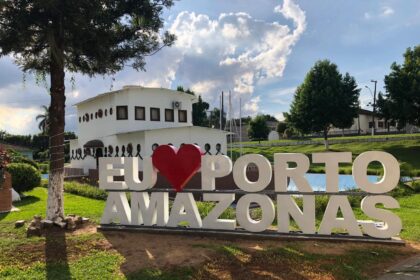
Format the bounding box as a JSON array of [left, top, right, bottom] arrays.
[[36, 106, 50, 135]]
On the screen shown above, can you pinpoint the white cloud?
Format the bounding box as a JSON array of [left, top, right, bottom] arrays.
[[243, 96, 261, 115], [0, 0, 307, 134], [135, 0, 306, 108], [0, 105, 42, 134], [381, 6, 394, 17], [364, 6, 395, 20]]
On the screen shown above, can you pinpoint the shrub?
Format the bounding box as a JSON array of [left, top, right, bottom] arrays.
[[7, 149, 39, 170], [38, 163, 49, 174], [6, 163, 41, 193], [63, 181, 108, 200], [412, 181, 420, 193]]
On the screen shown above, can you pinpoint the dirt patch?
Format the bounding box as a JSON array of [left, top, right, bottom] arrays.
[[102, 231, 217, 274]]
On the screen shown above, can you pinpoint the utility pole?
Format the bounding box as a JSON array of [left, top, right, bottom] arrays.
[[371, 80, 377, 136]]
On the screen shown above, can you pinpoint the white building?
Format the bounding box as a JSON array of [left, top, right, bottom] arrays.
[[329, 108, 401, 135], [69, 85, 228, 173]]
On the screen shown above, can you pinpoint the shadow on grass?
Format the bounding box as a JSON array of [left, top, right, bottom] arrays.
[[0, 195, 40, 222], [45, 229, 71, 280]]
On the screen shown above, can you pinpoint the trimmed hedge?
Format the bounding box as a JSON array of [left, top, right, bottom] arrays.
[[63, 181, 108, 200], [6, 163, 41, 193]]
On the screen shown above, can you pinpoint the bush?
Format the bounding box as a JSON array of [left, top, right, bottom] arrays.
[[7, 149, 39, 170], [6, 163, 41, 193], [412, 181, 420, 193], [63, 181, 108, 200], [38, 163, 49, 174]]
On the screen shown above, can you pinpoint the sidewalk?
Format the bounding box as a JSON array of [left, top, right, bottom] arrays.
[[377, 255, 420, 279]]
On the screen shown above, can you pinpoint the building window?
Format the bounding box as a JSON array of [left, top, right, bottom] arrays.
[[179, 110, 187, 123], [378, 121, 384, 128], [98, 109, 103, 118], [116, 106, 128, 120], [79, 117, 81, 123], [110, 108, 113, 115], [165, 109, 174, 122], [150, 107, 160, 121], [369, 121, 373, 128], [135, 106, 145, 120]]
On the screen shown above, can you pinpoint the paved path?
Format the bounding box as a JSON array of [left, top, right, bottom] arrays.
[[377, 255, 420, 279]]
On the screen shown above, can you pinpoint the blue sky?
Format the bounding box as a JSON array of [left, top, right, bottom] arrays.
[[0, 0, 419, 134]]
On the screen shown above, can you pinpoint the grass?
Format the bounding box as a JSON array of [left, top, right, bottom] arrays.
[[230, 139, 420, 176], [0, 187, 419, 279]]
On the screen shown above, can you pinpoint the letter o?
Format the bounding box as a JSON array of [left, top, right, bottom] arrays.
[[236, 194, 275, 232], [233, 154, 272, 192], [353, 151, 400, 193]]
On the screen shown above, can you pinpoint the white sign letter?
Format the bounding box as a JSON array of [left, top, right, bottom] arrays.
[[277, 195, 316, 234], [233, 154, 272, 192], [167, 193, 202, 228], [353, 151, 400, 193], [99, 157, 127, 190], [125, 157, 157, 191], [202, 193, 236, 230], [201, 155, 233, 190], [319, 196, 362, 236], [236, 194, 275, 232], [274, 153, 312, 192], [312, 152, 352, 192], [101, 192, 131, 225], [131, 192, 169, 226], [361, 196, 402, 238]]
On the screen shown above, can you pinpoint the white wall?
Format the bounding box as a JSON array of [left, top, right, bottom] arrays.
[[70, 127, 228, 172]]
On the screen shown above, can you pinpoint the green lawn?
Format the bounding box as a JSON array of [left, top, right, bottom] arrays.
[[0, 187, 419, 279], [239, 133, 420, 145], [230, 139, 420, 176]]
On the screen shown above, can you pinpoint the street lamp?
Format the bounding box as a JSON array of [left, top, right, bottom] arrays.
[[365, 81, 377, 136], [371, 80, 377, 136]]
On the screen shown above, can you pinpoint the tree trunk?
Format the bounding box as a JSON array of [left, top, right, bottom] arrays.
[[323, 128, 329, 150], [47, 16, 65, 221]]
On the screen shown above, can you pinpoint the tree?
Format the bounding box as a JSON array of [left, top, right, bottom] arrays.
[[248, 115, 270, 141], [276, 122, 288, 135], [176, 86, 210, 126], [36, 105, 50, 135], [377, 45, 420, 130], [0, 0, 175, 220], [287, 60, 360, 149], [209, 108, 226, 129]]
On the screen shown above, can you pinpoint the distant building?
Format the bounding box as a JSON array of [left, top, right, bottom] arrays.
[[329, 108, 419, 135], [69, 85, 229, 173]]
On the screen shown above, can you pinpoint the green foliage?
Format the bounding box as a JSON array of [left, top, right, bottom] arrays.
[[378, 45, 420, 128], [277, 122, 288, 135], [0, 1, 175, 75], [63, 181, 108, 200], [37, 163, 49, 174], [35, 105, 49, 135], [287, 60, 360, 140], [177, 86, 210, 127], [412, 181, 420, 193], [6, 163, 41, 193], [248, 115, 270, 140], [7, 149, 38, 169]]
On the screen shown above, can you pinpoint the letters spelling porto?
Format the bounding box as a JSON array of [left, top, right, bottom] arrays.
[[99, 145, 402, 239]]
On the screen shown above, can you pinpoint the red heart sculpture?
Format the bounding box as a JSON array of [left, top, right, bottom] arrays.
[[152, 144, 203, 192]]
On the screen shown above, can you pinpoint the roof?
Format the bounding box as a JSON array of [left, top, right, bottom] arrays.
[[73, 85, 197, 107], [358, 108, 374, 116]]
